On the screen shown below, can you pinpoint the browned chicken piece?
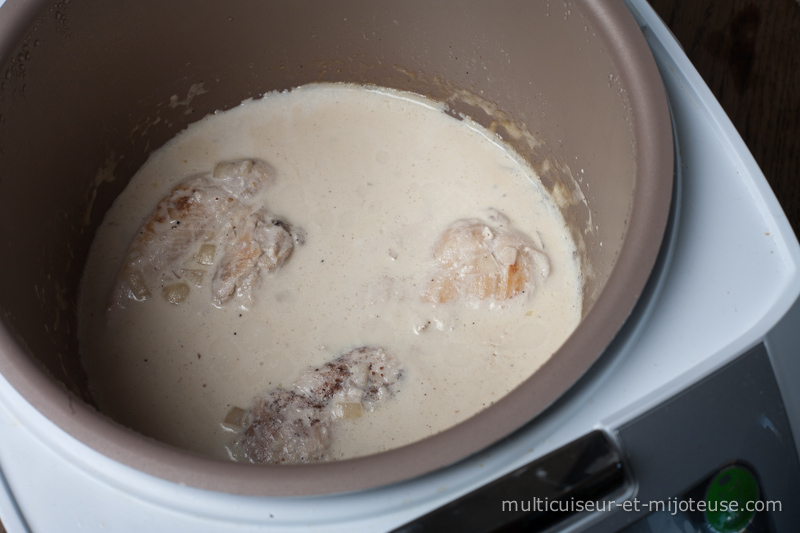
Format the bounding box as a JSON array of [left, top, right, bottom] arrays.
[[109, 176, 245, 308], [237, 347, 404, 464], [424, 218, 550, 304], [109, 158, 289, 308], [211, 209, 296, 306]]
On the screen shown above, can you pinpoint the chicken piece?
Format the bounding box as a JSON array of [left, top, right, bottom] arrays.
[[109, 158, 277, 308], [424, 218, 550, 304], [109, 176, 244, 308], [212, 159, 273, 200], [238, 389, 333, 464], [238, 347, 404, 464], [211, 209, 296, 306]]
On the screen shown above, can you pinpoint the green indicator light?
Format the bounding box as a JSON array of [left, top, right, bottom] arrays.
[[704, 465, 759, 533]]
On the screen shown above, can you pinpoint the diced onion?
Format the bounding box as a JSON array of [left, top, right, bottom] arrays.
[[196, 244, 216, 265], [223, 406, 247, 428], [162, 282, 190, 304], [179, 269, 205, 287], [333, 402, 364, 420]]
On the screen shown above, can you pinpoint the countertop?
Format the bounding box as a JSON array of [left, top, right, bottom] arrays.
[[650, 0, 800, 235]]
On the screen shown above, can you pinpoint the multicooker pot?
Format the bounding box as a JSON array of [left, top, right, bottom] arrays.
[[0, 0, 671, 495]]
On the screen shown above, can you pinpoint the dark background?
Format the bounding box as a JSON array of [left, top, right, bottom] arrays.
[[649, 0, 800, 235]]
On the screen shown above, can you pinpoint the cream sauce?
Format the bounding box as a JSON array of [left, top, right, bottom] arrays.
[[78, 84, 582, 461]]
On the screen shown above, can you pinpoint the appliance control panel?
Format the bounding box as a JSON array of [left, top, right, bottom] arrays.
[[394, 344, 800, 533]]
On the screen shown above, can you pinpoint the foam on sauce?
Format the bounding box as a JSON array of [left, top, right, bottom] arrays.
[[78, 83, 582, 461]]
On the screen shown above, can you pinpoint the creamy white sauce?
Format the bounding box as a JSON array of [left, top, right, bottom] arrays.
[[78, 84, 582, 461]]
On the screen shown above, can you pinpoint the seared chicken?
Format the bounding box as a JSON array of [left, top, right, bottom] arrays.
[[424, 216, 550, 304], [211, 209, 296, 306], [212, 159, 272, 200], [237, 347, 404, 464], [109, 158, 297, 308]]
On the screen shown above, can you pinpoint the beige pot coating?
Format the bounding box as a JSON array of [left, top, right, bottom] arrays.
[[0, 0, 672, 495]]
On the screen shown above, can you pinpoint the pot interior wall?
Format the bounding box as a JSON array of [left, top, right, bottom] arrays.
[[0, 0, 664, 495]]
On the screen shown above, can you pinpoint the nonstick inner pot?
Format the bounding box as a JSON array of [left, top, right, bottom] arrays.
[[0, 0, 672, 495]]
